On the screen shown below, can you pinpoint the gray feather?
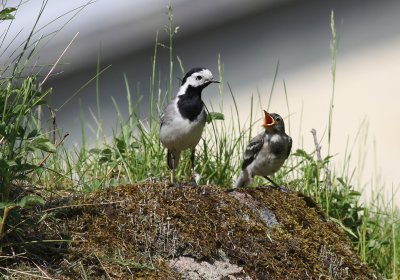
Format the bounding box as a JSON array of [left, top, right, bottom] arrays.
[[160, 100, 177, 129], [287, 136, 292, 158], [234, 169, 251, 188]]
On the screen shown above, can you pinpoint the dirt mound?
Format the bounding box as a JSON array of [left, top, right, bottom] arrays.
[[1, 183, 379, 279]]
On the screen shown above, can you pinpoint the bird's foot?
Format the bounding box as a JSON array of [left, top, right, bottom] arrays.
[[263, 176, 289, 191], [190, 179, 198, 187], [190, 171, 200, 187], [266, 184, 290, 192], [171, 182, 181, 188]]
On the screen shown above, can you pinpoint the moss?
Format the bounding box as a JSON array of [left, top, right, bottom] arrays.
[[1, 183, 379, 279]]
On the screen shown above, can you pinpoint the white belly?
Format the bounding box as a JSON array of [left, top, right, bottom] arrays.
[[160, 112, 206, 151], [247, 141, 286, 177]]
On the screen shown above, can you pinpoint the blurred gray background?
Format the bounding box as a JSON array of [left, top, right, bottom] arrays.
[[2, 0, 400, 204]]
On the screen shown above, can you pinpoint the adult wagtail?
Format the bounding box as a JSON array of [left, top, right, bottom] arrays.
[[159, 67, 219, 186]]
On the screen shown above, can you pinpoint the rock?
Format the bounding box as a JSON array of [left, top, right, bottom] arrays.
[[169, 256, 252, 280], [229, 191, 279, 227], [2, 183, 380, 279]]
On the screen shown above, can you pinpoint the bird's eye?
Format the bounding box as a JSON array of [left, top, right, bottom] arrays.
[[196, 75, 202, 80]]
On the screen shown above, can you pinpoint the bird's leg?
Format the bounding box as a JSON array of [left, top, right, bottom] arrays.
[[190, 149, 198, 187], [171, 152, 180, 187], [263, 176, 290, 192], [264, 176, 281, 189]]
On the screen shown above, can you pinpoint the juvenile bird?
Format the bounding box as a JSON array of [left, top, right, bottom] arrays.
[[234, 110, 292, 188], [159, 67, 219, 186]]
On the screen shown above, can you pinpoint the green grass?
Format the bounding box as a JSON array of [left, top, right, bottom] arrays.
[[0, 2, 399, 279]]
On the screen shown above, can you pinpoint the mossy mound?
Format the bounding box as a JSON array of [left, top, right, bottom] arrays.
[[1, 183, 379, 279]]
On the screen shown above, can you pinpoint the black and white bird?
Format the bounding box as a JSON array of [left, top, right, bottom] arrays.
[[234, 110, 292, 188], [159, 67, 219, 186]]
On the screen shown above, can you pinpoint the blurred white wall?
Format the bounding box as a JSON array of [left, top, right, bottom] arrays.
[[2, 0, 399, 205]]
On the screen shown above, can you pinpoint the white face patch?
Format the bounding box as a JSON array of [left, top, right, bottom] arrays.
[[177, 69, 214, 96]]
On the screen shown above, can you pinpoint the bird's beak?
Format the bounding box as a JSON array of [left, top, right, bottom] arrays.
[[262, 110, 275, 128], [209, 78, 220, 83]]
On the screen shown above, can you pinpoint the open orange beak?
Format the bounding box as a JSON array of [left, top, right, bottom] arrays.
[[262, 110, 276, 128]]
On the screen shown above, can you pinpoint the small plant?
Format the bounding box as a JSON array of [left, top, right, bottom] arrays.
[[0, 75, 55, 238], [0, 4, 58, 244]]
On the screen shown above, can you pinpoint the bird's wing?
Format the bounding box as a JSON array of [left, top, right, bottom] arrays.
[[160, 100, 176, 128], [287, 135, 292, 158], [160, 113, 166, 128], [241, 133, 265, 170]]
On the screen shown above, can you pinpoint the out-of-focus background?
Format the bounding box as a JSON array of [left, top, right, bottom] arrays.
[[2, 0, 399, 204]]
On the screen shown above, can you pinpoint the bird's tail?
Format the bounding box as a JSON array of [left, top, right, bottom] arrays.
[[167, 149, 181, 170], [233, 169, 251, 188]]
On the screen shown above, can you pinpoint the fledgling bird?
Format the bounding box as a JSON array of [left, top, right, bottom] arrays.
[[159, 67, 219, 186], [234, 110, 292, 189]]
